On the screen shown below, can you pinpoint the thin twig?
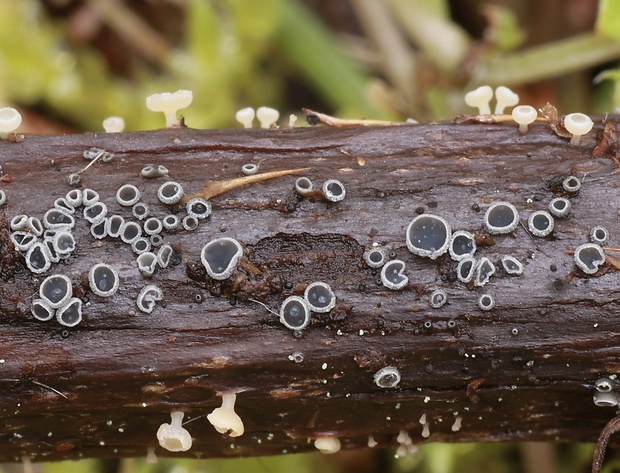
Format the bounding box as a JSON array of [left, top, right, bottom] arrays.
[[32, 380, 68, 399], [592, 415, 620, 473], [303, 108, 408, 127]]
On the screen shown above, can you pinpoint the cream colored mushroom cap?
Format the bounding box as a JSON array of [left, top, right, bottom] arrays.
[[511, 105, 537, 125], [146, 90, 193, 112], [207, 406, 245, 437], [564, 113, 593, 136], [314, 437, 342, 454], [464, 86, 493, 108], [0, 107, 22, 133]]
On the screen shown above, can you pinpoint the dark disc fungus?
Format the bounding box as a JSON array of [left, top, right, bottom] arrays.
[[548, 197, 571, 218], [40, 274, 72, 309], [484, 202, 519, 235], [88, 263, 120, 297], [574, 243, 605, 275], [304, 282, 336, 313], [322, 179, 346, 202], [200, 237, 243, 280], [373, 366, 401, 388], [363, 247, 387, 268], [380, 259, 408, 290], [457, 257, 476, 283], [449, 230, 476, 261], [501, 255, 524, 275], [56, 298, 83, 327], [528, 210, 554, 237], [279, 296, 310, 330], [429, 289, 448, 309], [406, 214, 451, 259]]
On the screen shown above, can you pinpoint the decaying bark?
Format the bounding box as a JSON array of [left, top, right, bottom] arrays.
[[1, 120, 620, 463]]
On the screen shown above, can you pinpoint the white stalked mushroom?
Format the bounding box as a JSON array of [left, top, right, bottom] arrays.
[[564, 112, 594, 145], [464, 85, 493, 115], [145, 90, 193, 128], [314, 437, 341, 454], [235, 107, 255, 128], [256, 106, 279, 128], [0, 107, 22, 139], [494, 86, 519, 114], [102, 116, 125, 133], [207, 392, 244, 437], [512, 105, 537, 133], [156, 411, 192, 452]]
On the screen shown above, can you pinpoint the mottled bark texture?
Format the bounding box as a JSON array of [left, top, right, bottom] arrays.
[[0, 120, 619, 463]]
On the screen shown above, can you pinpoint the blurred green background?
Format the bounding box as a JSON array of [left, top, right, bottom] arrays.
[[2, 0, 620, 471]]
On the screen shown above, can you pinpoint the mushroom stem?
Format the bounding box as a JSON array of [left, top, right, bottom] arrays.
[[180, 167, 310, 203]]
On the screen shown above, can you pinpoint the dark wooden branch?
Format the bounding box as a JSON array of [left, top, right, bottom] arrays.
[[1, 120, 619, 463]]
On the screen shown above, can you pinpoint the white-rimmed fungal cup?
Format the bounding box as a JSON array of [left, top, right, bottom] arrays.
[[235, 107, 255, 128], [116, 184, 141, 207], [374, 366, 401, 388], [279, 296, 311, 330], [137, 252, 158, 277], [143, 217, 163, 236], [102, 116, 125, 133], [304, 282, 336, 313], [322, 179, 346, 202], [527, 210, 554, 237], [548, 197, 571, 218], [31, 299, 54, 322], [65, 189, 83, 208], [200, 237, 243, 280], [182, 215, 199, 231], [162, 214, 180, 230], [25, 242, 51, 274], [56, 298, 83, 327], [574, 243, 605, 275], [82, 189, 100, 207], [381, 259, 408, 290], [186, 197, 211, 219], [256, 106, 279, 128], [406, 214, 451, 259], [137, 284, 163, 313], [132, 237, 151, 254], [562, 176, 581, 193], [83, 202, 107, 224], [132, 202, 150, 220], [40, 274, 72, 309], [478, 294, 495, 311], [120, 222, 142, 244], [363, 247, 387, 268], [501, 255, 524, 275], [54, 197, 74, 214], [564, 113, 594, 144], [106, 215, 125, 238], [207, 393, 245, 437], [590, 226, 610, 245], [157, 411, 192, 452], [464, 85, 493, 115], [494, 86, 519, 114], [295, 177, 314, 196], [474, 257, 495, 287], [157, 181, 184, 205], [10, 232, 37, 252], [241, 163, 259, 176], [448, 230, 476, 261], [88, 263, 119, 297], [429, 289, 448, 309], [512, 105, 537, 133], [90, 220, 108, 240], [157, 244, 174, 268], [43, 209, 75, 230], [484, 202, 519, 235], [594, 392, 619, 407], [52, 231, 76, 256], [0, 107, 22, 139], [145, 90, 193, 128], [0, 189, 6, 206], [596, 378, 614, 393], [456, 257, 476, 283]]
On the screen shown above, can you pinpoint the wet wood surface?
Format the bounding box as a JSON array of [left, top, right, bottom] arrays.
[[0, 120, 619, 462]]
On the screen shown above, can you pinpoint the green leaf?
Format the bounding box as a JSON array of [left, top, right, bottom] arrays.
[[597, 0, 620, 42]]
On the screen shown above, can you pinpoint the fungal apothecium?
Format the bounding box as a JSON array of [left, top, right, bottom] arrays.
[[0, 91, 613, 458]]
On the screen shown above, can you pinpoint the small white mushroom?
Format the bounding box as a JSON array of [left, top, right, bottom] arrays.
[[494, 86, 519, 114], [322, 179, 346, 202], [512, 105, 537, 133], [207, 392, 244, 437], [156, 411, 192, 452], [564, 112, 593, 144], [256, 106, 279, 129], [89, 263, 120, 297], [314, 437, 341, 454], [0, 107, 22, 139], [145, 90, 193, 128], [235, 107, 255, 128], [157, 181, 184, 205], [136, 284, 163, 313], [373, 366, 401, 388], [102, 116, 125, 133], [464, 85, 493, 115]]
